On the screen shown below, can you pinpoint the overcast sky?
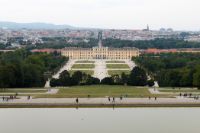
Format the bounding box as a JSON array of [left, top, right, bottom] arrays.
[[0, 0, 200, 30]]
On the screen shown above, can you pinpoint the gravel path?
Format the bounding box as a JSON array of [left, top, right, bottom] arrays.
[[107, 69, 131, 70], [71, 69, 94, 71], [149, 88, 161, 94], [0, 89, 59, 95], [53, 60, 75, 79], [93, 60, 108, 80], [126, 60, 136, 69], [45, 60, 75, 88], [1, 97, 200, 105]]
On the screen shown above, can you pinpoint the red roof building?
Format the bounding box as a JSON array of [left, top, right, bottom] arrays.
[[31, 49, 61, 54], [144, 48, 177, 54]]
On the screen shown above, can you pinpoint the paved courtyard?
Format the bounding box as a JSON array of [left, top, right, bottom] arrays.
[[93, 60, 109, 80]]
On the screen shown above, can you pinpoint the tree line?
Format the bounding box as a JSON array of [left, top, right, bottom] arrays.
[[0, 50, 68, 88], [102, 38, 200, 49], [0, 43, 7, 49], [133, 53, 200, 88], [27, 37, 98, 50], [50, 71, 100, 87], [26, 37, 200, 50], [50, 67, 154, 87]]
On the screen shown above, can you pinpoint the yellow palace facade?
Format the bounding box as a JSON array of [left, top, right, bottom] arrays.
[[61, 46, 139, 60], [61, 32, 139, 59]]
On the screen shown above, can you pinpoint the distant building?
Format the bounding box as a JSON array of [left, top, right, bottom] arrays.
[[142, 48, 200, 54], [142, 48, 177, 54], [61, 47, 139, 60], [160, 28, 166, 32], [31, 49, 61, 54], [167, 28, 173, 32], [177, 48, 200, 53], [0, 50, 15, 53], [61, 32, 139, 59]]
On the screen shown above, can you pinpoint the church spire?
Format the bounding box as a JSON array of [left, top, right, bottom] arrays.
[[98, 31, 103, 47], [147, 24, 150, 31]]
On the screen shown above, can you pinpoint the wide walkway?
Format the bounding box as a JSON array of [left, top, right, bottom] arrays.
[[126, 60, 136, 69], [0, 89, 59, 95], [93, 60, 108, 80], [53, 60, 75, 79], [44, 60, 75, 87], [1, 97, 200, 107]]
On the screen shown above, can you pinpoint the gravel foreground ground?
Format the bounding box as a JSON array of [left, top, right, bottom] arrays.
[[1, 98, 200, 108]]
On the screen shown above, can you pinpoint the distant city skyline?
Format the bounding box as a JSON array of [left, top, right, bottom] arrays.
[[0, 0, 200, 31]]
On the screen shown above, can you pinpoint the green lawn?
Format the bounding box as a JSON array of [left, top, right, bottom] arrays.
[[34, 85, 159, 98], [70, 70, 94, 76], [75, 60, 95, 63], [0, 89, 47, 93], [72, 64, 95, 69], [106, 61, 125, 63], [106, 64, 130, 69], [108, 70, 130, 76], [159, 88, 200, 93]]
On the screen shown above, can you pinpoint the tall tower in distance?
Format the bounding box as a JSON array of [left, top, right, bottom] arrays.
[[98, 31, 103, 48], [143, 25, 150, 31], [147, 24, 150, 31]]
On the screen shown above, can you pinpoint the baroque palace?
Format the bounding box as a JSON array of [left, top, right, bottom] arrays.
[[61, 32, 140, 59]]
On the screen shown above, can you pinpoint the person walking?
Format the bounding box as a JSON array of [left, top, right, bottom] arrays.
[[120, 96, 123, 100], [76, 98, 79, 104], [113, 97, 115, 102], [108, 97, 111, 102], [27, 95, 31, 100]]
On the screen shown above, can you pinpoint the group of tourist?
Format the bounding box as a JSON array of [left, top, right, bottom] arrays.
[[75, 96, 124, 104], [1, 93, 18, 102], [1, 93, 32, 102], [149, 96, 158, 100], [108, 97, 117, 102], [75, 95, 160, 104], [180, 93, 193, 97], [180, 93, 199, 100], [27, 95, 31, 100]]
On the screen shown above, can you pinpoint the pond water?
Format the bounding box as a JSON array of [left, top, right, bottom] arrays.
[[0, 108, 199, 133]]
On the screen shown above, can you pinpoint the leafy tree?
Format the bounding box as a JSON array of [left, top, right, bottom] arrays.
[[128, 67, 147, 86], [103, 38, 200, 49], [179, 69, 193, 87], [71, 71, 83, 85], [193, 65, 200, 88], [0, 49, 68, 88], [112, 75, 122, 85], [50, 78, 61, 87], [86, 75, 100, 85], [50, 71, 100, 87], [101, 77, 114, 85], [58, 70, 71, 86], [134, 53, 200, 87], [0, 66, 16, 88], [121, 72, 129, 85]]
